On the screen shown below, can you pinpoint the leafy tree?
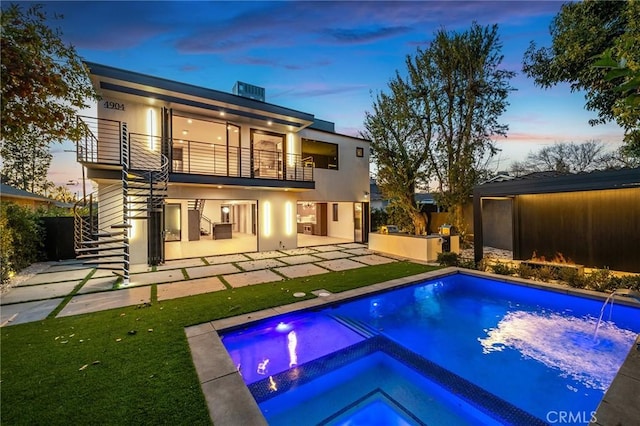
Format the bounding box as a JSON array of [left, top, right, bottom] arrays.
[[0, 203, 44, 285], [363, 78, 430, 234], [592, 1, 640, 157], [1, 4, 98, 193], [1, 130, 52, 194], [365, 23, 514, 235], [49, 185, 77, 203], [523, 0, 638, 156], [509, 140, 622, 175]]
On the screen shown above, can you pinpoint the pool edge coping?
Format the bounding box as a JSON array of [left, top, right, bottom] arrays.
[[184, 267, 640, 426]]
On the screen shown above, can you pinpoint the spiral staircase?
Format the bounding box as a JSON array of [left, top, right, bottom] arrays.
[[73, 123, 168, 284]]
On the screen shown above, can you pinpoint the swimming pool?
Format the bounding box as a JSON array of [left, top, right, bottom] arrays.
[[219, 273, 640, 424]]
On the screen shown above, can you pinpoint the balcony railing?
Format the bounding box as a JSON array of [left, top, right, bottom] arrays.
[[172, 138, 313, 182], [77, 116, 122, 165], [76, 117, 313, 182]]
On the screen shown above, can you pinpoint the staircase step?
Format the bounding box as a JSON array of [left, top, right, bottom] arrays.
[[80, 237, 126, 245], [76, 245, 126, 253], [77, 253, 126, 260], [93, 231, 126, 238], [82, 260, 128, 266], [110, 223, 132, 229]]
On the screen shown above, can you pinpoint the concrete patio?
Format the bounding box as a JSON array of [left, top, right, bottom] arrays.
[[0, 243, 397, 327]]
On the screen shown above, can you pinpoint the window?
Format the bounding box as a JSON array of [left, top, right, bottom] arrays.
[[356, 147, 364, 157], [332, 203, 338, 221], [302, 138, 338, 170]]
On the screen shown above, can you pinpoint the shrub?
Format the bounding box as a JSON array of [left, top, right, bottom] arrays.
[[608, 274, 640, 291], [534, 266, 556, 282], [587, 268, 613, 292], [560, 268, 587, 288], [457, 257, 477, 270], [492, 262, 514, 275], [516, 263, 534, 280], [437, 251, 460, 267], [0, 203, 45, 285]]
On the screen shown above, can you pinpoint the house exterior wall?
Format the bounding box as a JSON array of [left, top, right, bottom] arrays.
[[82, 64, 370, 264]]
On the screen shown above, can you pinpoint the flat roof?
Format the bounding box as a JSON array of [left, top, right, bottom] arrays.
[[474, 168, 640, 197]]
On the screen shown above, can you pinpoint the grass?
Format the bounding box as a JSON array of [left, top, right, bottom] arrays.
[[1, 261, 438, 425]]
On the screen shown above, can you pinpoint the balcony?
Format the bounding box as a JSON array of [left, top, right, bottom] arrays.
[[77, 117, 314, 185]]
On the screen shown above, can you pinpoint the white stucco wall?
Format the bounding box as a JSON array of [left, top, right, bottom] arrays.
[[327, 202, 355, 240]]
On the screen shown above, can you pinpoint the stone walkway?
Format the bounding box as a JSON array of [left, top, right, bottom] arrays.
[[0, 243, 398, 327]]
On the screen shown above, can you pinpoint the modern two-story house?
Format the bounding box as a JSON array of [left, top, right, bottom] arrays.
[[74, 63, 370, 282]]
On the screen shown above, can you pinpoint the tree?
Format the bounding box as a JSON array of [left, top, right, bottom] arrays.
[[49, 185, 77, 203], [365, 23, 514, 235], [1, 4, 98, 142], [509, 140, 622, 176], [0, 131, 52, 194], [363, 77, 430, 234], [592, 1, 640, 157], [523, 0, 638, 156]]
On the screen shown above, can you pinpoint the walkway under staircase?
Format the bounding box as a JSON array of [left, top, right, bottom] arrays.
[[188, 199, 213, 236], [73, 124, 168, 284]]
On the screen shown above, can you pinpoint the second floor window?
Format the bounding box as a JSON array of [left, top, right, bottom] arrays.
[[302, 138, 338, 170]]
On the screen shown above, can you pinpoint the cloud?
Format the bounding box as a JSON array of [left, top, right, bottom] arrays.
[[270, 83, 367, 99], [229, 56, 331, 70], [322, 26, 412, 44]]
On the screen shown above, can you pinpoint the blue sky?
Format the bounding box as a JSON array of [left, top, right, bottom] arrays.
[[20, 0, 624, 187]]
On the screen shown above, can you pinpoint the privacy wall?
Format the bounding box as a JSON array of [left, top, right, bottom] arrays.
[[515, 188, 640, 272]]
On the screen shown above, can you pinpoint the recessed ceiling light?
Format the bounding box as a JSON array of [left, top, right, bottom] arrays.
[[220, 111, 225, 116], [182, 130, 188, 135], [187, 119, 193, 124], [267, 120, 273, 126], [217, 136, 222, 140], [179, 139, 184, 143], [234, 129, 238, 133], [217, 185, 222, 189]]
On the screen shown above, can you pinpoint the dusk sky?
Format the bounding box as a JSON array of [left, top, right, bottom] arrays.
[[16, 0, 625, 188]]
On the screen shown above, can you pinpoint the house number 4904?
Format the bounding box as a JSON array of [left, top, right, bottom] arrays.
[[103, 101, 125, 111]]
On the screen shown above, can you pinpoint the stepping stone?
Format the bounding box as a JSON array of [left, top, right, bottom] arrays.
[[157, 277, 226, 301], [128, 270, 185, 286], [274, 264, 329, 279], [186, 264, 240, 279], [313, 251, 353, 260], [245, 251, 284, 260], [279, 248, 317, 255], [236, 259, 286, 271], [20, 269, 93, 286], [1, 298, 64, 327], [1, 281, 80, 305], [77, 276, 120, 294], [353, 254, 397, 265], [205, 254, 250, 264], [337, 243, 367, 249], [279, 255, 321, 265], [130, 264, 154, 274], [57, 286, 150, 317], [311, 245, 342, 252], [223, 270, 283, 288], [156, 258, 206, 270], [316, 259, 366, 272], [343, 248, 373, 256]]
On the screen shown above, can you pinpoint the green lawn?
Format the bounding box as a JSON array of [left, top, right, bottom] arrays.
[[1, 261, 438, 425]]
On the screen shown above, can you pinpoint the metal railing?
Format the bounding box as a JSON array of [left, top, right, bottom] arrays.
[[76, 116, 314, 183], [77, 116, 122, 165], [171, 138, 313, 182]]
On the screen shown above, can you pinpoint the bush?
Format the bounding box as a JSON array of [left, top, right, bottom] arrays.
[[586, 268, 613, 292], [0, 203, 45, 285], [516, 263, 534, 280], [437, 251, 460, 267], [457, 257, 477, 270], [560, 268, 587, 288], [492, 262, 514, 275], [534, 266, 555, 282], [608, 274, 640, 291]]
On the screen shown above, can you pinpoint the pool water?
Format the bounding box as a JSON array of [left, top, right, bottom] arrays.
[[221, 274, 640, 424]]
